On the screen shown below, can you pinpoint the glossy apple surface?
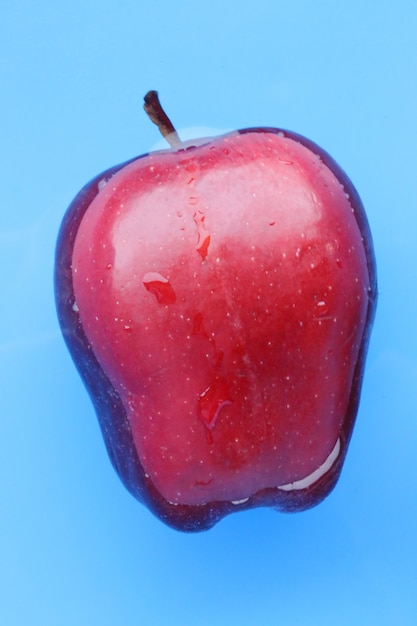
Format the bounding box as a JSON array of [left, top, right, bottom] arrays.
[[55, 126, 377, 531]]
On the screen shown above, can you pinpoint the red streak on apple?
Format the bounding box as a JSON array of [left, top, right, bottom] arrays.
[[71, 130, 370, 506]]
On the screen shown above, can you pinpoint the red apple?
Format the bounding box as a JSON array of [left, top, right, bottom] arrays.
[[55, 91, 377, 531]]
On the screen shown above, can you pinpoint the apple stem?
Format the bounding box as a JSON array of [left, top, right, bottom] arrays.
[[143, 91, 182, 148]]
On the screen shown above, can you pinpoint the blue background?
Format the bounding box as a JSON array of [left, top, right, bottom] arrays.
[[1, 1, 416, 624]]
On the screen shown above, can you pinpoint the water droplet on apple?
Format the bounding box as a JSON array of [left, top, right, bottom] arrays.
[[196, 234, 210, 260], [231, 498, 249, 505], [310, 191, 319, 205], [192, 312, 205, 336], [277, 438, 341, 491], [313, 300, 329, 317], [193, 210, 211, 260], [198, 377, 232, 434], [143, 272, 176, 305]]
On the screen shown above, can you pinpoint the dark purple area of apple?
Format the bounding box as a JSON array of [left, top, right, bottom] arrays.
[[54, 128, 377, 532]]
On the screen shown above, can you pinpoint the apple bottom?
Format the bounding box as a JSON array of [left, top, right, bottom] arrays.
[[127, 433, 346, 531], [121, 368, 348, 506]]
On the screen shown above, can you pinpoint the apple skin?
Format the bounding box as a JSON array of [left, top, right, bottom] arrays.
[[55, 127, 377, 532]]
